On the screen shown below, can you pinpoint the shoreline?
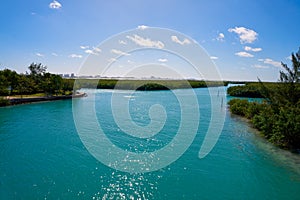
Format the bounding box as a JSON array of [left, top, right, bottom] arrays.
[[2, 92, 87, 107]]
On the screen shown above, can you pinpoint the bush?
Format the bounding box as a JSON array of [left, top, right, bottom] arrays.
[[228, 99, 249, 117]]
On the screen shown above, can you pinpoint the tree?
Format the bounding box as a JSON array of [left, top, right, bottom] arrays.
[[28, 63, 47, 93], [50, 74, 62, 95], [42, 73, 63, 96], [257, 48, 300, 148], [259, 48, 300, 107], [28, 63, 47, 76], [0, 68, 19, 95], [15, 75, 34, 97]]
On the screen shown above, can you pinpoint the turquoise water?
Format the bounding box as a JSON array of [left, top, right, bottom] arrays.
[[1, 88, 300, 199]]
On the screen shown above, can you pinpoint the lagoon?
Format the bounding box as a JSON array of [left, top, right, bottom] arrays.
[[1, 88, 300, 199]]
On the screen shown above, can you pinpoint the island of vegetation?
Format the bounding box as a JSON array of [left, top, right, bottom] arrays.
[[228, 49, 300, 151]]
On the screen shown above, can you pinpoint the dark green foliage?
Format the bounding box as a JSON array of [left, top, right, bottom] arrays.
[[136, 83, 169, 91], [228, 99, 249, 117], [0, 68, 19, 95], [15, 75, 35, 95], [228, 48, 300, 150], [0, 63, 72, 97]]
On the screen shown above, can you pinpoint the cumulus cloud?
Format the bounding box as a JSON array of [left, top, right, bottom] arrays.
[[171, 35, 191, 45], [228, 27, 258, 44], [126, 34, 164, 49], [36, 53, 44, 57], [111, 49, 130, 56], [244, 46, 262, 52], [253, 64, 269, 69], [49, 0, 62, 9], [158, 58, 168, 62], [210, 56, 218, 60], [51, 53, 58, 56], [137, 25, 149, 30], [69, 54, 82, 58], [235, 51, 254, 58], [216, 33, 225, 41], [258, 58, 281, 67]]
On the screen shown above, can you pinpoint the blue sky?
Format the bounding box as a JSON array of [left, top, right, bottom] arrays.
[[0, 0, 300, 81]]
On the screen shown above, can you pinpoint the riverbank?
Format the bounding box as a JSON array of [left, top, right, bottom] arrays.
[[1, 92, 87, 107], [228, 98, 300, 152]]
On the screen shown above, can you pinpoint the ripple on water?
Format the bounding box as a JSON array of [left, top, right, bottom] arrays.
[[91, 171, 162, 200]]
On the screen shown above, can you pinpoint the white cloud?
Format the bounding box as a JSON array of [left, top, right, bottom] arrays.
[[51, 53, 58, 56], [258, 58, 281, 67], [49, 0, 62, 9], [216, 33, 225, 41], [69, 54, 82, 58], [228, 27, 258, 44], [85, 49, 99, 55], [253, 64, 269, 69], [210, 56, 218, 60], [80, 45, 89, 49], [171, 35, 191, 45], [158, 58, 168, 62], [235, 51, 254, 58], [119, 40, 127, 45], [36, 53, 44, 57], [137, 25, 149, 30], [111, 49, 130, 56], [92, 47, 101, 53], [126, 34, 164, 49], [244, 46, 262, 52], [81, 46, 101, 55]]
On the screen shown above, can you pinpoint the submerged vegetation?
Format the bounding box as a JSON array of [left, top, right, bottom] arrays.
[[228, 49, 300, 150]]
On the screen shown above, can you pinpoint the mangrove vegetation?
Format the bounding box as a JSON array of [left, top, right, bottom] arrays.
[[228, 49, 300, 150]]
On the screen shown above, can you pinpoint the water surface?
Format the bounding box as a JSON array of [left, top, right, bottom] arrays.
[[1, 88, 300, 199]]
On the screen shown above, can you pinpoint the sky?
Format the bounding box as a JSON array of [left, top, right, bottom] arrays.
[[0, 0, 300, 81]]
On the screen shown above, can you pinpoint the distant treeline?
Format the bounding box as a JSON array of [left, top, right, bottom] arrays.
[[228, 49, 300, 150], [74, 79, 229, 90]]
